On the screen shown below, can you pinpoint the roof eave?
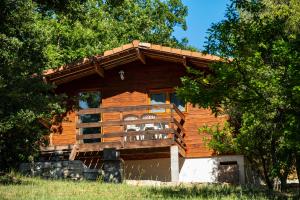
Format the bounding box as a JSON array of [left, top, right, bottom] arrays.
[[44, 40, 220, 85]]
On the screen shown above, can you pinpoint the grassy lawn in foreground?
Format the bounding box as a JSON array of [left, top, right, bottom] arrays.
[[0, 177, 299, 200]]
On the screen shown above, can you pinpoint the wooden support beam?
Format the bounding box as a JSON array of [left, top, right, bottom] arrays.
[[76, 139, 175, 153], [95, 65, 104, 77], [136, 48, 146, 64], [122, 139, 174, 149], [120, 146, 170, 155], [78, 142, 122, 152], [40, 145, 74, 152], [49, 66, 95, 81], [69, 145, 78, 160], [52, 69, 95, 85], [143, 51, 182, 63]]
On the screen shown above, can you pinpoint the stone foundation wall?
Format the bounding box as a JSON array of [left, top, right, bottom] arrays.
[[19, 161, 99, 180]]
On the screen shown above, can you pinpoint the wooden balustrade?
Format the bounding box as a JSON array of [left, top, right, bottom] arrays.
[[76, 104, 173, 115], [75, 104, 186, 151]]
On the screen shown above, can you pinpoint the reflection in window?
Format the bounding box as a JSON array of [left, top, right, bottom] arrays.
[[79, 92, 101, 109], [170, 93, 186, 112], [150, 93, 166, 112], [149, 90, 186, 113], [79, 92, 101, 143]]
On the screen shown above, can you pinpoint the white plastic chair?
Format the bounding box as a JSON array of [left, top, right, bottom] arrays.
[[159, 122, 169, 139], [123, 114, 140, 141], [141, 113, 162, 139]]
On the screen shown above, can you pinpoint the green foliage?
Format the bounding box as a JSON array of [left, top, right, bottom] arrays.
[[178, 0, 300, 190], [0, 0, 66, 171], [200, 122, 237, 154], [0, 0, 189, 171], [39, 0, 189, 69]]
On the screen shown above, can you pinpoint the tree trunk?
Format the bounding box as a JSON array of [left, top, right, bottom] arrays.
[[279, 153, 293, 192], [279, 174, 288, 192], [260, 154, 273, 190]]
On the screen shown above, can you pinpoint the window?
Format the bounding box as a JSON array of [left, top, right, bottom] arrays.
[[170, 92, 185, 112], [150, 93, 166, 112], [149, 89, 186, 112], [79, 92, 101, 109], [78, 91, 101, 143]]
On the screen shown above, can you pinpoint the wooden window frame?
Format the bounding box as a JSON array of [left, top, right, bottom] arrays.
[[148, 88, 187, 113], [77, 89, 103, 143]]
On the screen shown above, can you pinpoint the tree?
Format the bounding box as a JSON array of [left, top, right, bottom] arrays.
[[38, 0, 188, 69], [177, 0, 300, 190], [0, 0, 188, 171], [0, 0, 66, 171]]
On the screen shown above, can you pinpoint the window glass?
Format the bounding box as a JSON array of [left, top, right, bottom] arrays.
[[78, 91, 101, 143], [170, 93, 186, 112], [80, 114, 100, 127], [79, 92, 101, 109], [150, 93, 166, 112]]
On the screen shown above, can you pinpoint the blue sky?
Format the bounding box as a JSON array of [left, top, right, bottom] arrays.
[[173, 0, 230, 51]]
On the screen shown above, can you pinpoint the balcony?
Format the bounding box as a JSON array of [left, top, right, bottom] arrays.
[[70, 104, 186, 160]]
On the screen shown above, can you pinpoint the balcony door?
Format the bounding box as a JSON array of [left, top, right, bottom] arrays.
[[78, 91, 101, 143]]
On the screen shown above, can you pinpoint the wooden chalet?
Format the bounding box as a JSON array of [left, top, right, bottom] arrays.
[[43, 40, 245, 183]]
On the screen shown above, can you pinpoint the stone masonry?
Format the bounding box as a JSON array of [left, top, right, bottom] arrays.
[[19, 160, 99, 180]]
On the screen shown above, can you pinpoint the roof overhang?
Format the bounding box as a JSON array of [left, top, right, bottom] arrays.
[[44, 40, 220, 85]]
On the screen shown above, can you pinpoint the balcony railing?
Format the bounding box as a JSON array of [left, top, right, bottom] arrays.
[[74, 104, 186, 153]]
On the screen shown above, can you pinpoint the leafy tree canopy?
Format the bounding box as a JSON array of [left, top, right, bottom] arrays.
[[38, 0, 188, 69], [178, 0, 300, 190], [0, 0, 188, 171]]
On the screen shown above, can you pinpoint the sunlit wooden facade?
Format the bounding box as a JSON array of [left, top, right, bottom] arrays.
[[43, 41, 226, 167]]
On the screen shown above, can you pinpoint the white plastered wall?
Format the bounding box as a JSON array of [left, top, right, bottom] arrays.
[[179, 155, 245, 184], [124, 155, 245, 184]]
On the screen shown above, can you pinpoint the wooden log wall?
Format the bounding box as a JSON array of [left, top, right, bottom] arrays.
[[52, 58, 227, 158]]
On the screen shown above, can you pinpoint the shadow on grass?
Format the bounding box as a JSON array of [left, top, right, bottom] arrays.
[[147, 184, 300, 200]]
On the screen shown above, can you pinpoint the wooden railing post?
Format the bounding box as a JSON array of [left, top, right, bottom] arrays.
[[170, 104, 174, 140], [120, 111, 124, 147], [75, 113, 82, 144]]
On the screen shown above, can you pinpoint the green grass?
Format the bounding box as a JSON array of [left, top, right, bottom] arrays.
[[0, 177, 299, 200]]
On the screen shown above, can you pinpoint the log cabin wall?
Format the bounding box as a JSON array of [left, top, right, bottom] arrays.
[[51, 58, 226, 158]]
